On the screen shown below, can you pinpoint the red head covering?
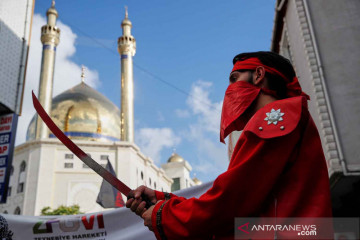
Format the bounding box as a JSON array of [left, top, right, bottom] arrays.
[[231, 57, 310, 99]]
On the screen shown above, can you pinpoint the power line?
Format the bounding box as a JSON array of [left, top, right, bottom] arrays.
[[66, 22, 220, 111], [35, 2, 221, 113]]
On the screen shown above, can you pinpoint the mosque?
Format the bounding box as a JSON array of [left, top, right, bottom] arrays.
[[0, 2, 201, 215]]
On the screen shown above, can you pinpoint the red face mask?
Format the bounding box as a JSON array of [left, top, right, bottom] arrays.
[[219, 57, 309, 143], [220, 81, 261, 143]]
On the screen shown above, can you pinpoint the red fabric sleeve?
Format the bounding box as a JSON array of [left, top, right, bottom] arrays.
[[152, 125, 302, 239], [155, 191, 165, 200], [151, 200, 165, 240], [154, 191, 178, 201]]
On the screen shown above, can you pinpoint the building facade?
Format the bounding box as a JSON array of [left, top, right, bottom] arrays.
[[0, 0, 34, 206], [271, 0, 360, 217], [0, 0, 33, 115]]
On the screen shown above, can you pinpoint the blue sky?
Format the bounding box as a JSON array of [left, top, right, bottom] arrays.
[[17, 0, 276, 183]]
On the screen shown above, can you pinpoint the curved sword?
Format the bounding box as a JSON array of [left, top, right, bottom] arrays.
[[32, 91, 154, 208]]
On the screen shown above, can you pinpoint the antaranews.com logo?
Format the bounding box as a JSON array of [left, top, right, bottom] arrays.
[[238, 221, 317, 236], [235, 217, 359, 240]]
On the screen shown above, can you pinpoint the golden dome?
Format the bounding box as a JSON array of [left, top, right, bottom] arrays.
[[192, 177, 202, 185], [27, 82, 121, 142], [167, 153, 184, 163]]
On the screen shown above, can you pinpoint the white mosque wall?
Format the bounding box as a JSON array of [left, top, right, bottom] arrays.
[[115, 143, 172, 192], [0, 139, 173, 216], [55, 173, 103, 213], [35, 142, 58, 215]]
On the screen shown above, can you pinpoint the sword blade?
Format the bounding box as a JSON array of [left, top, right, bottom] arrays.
[[32, 91, 131, 196]]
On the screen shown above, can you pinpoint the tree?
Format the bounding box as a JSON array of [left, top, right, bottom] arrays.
[[41, 205, 83, 216]]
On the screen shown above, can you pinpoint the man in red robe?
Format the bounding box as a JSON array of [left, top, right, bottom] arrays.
[[126, 51, 333, 239]]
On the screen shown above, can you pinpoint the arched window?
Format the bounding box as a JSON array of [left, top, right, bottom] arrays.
[[141, 171, 144, 180], [14, 207, 21, 215], [20, 161, 26, 172], [149, 178, 152, 186], [3, 211, 8, 214], [154, 182, 157, 189]]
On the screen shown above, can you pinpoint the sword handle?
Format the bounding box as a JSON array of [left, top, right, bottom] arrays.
[[141, 193, 155, 209], [127, 191, 155, 209]]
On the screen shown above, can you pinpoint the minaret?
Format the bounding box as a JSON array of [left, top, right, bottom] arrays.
[[35, 0, 60, 139], [118, 7, 136, 142]]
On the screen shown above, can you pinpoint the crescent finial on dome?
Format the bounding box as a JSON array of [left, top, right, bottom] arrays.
[[81, 65, 86, 83]]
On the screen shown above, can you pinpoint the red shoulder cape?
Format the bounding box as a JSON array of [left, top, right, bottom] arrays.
[[151, 96, 332, 240]]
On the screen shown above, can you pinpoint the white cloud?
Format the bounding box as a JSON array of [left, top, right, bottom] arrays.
[[183, 80, 228, 175], [192, 162, 216, 174], [136, 128, 181, 163], [186, 80, 223, 134], [15, 14, 100, 145], [186, 122, 228, 175], [134, 81, 226, 178], [175, 109, 190, 118]]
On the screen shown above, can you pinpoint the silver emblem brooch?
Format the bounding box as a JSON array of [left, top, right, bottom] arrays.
[[264, 109, 284, 125]]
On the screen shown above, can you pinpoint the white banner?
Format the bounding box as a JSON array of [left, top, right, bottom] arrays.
[[0, 181, 213, 240]]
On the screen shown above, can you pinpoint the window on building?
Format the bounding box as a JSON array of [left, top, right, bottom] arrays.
[[100, 155, 109, 160], [18, 161, 26, 194], [10, 165, 14, 176], [14, 207, 21, 215], [171, 178, 180, 192], [64, 163, 73, 168], [17, 183, 24, 193], [141, 171, 144, 180], [65, 154, 74, 159], [186, 179, 188, 188], [154, 182, 157, 189], [20, 161, 26, 172], [3, 211, 8, 214], [149, 178, 152, 186], [7, 187, 11, 197]]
